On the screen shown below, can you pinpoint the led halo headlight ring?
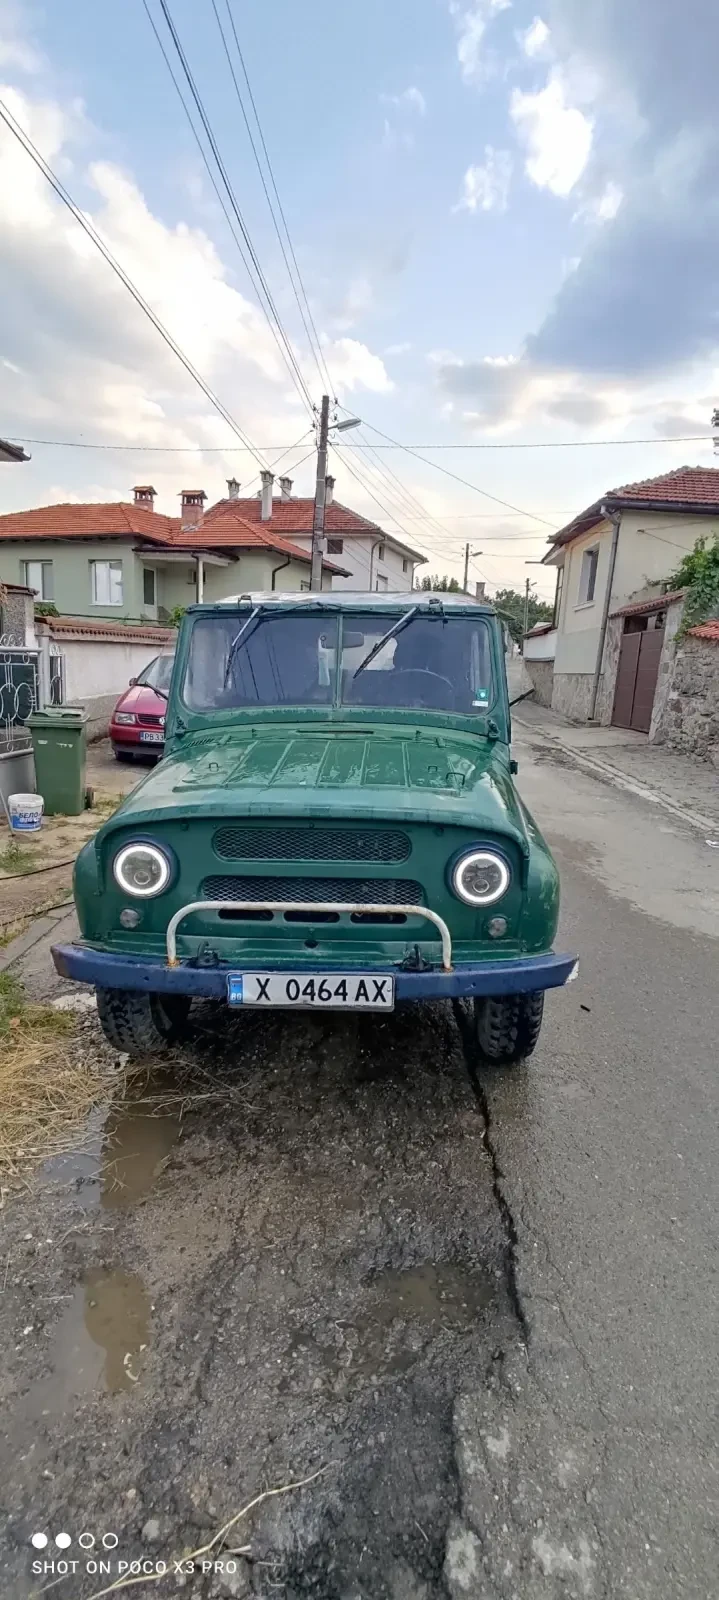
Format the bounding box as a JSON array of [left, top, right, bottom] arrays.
[[450, 848, 511, 907], [113, 841, 173, 899]]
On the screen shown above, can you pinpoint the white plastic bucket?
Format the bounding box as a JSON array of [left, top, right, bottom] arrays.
[[8, 792, 44, 832]]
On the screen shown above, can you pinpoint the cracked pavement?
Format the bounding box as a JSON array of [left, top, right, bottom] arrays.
[[0, 724, 717, 1598]]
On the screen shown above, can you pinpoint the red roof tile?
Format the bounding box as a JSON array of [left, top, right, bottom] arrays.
[[688, 619, 719, 643], [610, 588, 686, 619], [204, 495, 382, 536], [36, 616, 175, 644], [0, 502, 179, 540], [549, 466, 719, 550]]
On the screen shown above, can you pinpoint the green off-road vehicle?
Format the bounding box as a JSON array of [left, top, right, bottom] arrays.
[[53, 592, 577, 1062]]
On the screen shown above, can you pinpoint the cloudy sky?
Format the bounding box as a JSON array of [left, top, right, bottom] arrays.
[[0, 0, 717, 598]]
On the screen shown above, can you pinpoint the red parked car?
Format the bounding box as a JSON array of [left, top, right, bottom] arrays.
[[110, 653, 175, 762]]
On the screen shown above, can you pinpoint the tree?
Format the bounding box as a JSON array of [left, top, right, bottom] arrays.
[[492, 587, 553, 644], [415, 573, 462, 592], [666, 534, 719, 636]]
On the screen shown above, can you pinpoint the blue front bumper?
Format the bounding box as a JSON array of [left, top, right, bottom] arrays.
[[51, 944, 578, 1001]]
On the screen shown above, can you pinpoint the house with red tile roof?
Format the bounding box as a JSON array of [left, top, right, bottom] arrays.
[[0, 479, 355, 622], [536, 466, 719, 727]]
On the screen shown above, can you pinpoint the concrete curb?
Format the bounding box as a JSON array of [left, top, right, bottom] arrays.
[[515, 714, 716, 837], [0, 904, 75, 973]]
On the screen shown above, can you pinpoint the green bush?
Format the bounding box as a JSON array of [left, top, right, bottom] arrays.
[[667, 534, 719, 635]]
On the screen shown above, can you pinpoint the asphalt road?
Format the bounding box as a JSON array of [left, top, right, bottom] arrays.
[[0, 725, 717, 1599]]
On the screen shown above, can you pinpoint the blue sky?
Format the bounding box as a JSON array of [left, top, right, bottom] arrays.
[[0, 0, 717, 597]]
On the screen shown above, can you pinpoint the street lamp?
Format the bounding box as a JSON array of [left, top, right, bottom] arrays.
[[331, 415, 361, 432]]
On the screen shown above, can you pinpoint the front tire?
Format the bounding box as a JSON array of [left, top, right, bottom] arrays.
[[96, 988, 191, 1056], [472, 991, 544, 1067]]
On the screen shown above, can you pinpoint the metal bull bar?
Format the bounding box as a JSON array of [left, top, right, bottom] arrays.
[[166, 900, 453, 971]]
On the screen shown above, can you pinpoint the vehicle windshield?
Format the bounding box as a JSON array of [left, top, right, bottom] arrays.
[[136, 653, 175, 694], [183, 610, 493, 714]]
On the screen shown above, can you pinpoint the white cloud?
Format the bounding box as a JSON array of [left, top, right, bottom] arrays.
[[455, 147, 513, 213], [510, 69, 593, 197], [385, 341, 412, 356], [518, 17, 551, 59], [381, 86, 426, 116], [449, 0, 511, 85], [323, 338, 393, 394], [587, 180, 624, 222]]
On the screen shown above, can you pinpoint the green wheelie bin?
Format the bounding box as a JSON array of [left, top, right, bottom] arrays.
[[27, 706, 88, 815]]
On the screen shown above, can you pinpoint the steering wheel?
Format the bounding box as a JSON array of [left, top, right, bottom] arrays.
[[391, 667, 455, 708]]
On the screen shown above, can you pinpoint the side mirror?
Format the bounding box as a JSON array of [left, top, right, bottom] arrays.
[[129, 677, 137, 686]]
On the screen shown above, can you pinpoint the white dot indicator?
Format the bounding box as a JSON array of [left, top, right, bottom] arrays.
[[55, 1532, 72, 1549], [78, 1532, 95, 1550], [102, 1533, 119, 1550], [31, 1534, 48, 1550]]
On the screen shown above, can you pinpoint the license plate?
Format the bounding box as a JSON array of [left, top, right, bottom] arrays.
[[139, 730, 164, 743], [227, 972, 395, 1011]]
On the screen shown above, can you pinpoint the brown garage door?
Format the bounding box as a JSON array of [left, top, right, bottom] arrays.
[[612, 625, 665, 732]]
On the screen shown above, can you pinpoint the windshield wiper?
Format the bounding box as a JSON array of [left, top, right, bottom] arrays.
[[352, 605, 421, 679], [223, 606, 264, 689]]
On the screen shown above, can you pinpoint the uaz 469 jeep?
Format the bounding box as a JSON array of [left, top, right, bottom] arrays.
[[53, 593, 577, 1062]]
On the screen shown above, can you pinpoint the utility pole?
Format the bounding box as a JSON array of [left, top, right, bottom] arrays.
[[310, 394, 330, 592], [523, 575, 533, 636], [463, 544, 483, 593]]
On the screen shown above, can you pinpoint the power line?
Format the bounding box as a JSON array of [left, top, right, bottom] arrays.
[[347, 434, 713, 451], [0, 94, 268, 469], [211, 0, 334, 397], [361, 419, 555, 527], [5, 429, 713, 455], [151, 0, 315, 416]]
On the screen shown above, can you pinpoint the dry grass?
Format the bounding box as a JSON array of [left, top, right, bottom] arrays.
[[0, 974, 114, 1185]]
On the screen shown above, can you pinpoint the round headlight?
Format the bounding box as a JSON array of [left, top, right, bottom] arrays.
[[113, 842, 171, 898], [451, 850, 510, 906]]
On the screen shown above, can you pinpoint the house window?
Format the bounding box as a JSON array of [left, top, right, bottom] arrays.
[[553, 565, 564, 627], [578, 545, 599, 605], [21, 559, 53, 601], [90, 559, 123, 606], [143, 567, 156, 606], [300, 580, 311, 591], [402, 559, 409, 575], [327, 538, 344, 555], [375, 574, 389, 591], [377, 544, 386, 563]]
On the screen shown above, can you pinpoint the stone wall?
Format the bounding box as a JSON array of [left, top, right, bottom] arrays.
[[649, 598, 685, 742], [653, 635, 719, 764], [0, 587, 33, 646], [551, 671, 599, 722], [594, 617, 622, 725], [524, 659, 554, 707]]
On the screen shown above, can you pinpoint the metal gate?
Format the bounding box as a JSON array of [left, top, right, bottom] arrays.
[[612, 623, 665, 733]]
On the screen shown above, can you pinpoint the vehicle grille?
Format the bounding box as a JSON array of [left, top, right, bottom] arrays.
[[137, 713, 164, 727], [200, 874, 424, 906], [212, 825, 410, 863]]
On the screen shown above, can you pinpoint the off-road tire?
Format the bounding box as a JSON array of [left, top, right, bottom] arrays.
[[96, 988, 191, 1055], [472, 991, 544, 1067]]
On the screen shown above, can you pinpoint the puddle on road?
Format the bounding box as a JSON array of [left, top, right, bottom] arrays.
[[41, 1069, 181, 1210], [100, 1084, 180, 1209], [284, 1262, 495, 1389], [24, 1268, 151, 1419]]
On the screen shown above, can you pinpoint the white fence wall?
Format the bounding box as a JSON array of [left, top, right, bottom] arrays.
[[46, 631, 175, 739]]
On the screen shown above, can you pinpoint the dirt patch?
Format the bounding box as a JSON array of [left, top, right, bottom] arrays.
[[0, 1001, 517, 1599]]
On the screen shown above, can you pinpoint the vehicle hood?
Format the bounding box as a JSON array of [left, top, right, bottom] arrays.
[[112, 684, 167, 719], [109, 725, 530, 850]]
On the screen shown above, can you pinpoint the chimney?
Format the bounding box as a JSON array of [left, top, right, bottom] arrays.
[[279, 476, 293, 502], [325, 474, 335, 507], [226, 477, 240, 500], [133, 484, 156, 512], [475, 580, 486, 601], [260, 470, 274, 521], [179, 489, 207, 531]]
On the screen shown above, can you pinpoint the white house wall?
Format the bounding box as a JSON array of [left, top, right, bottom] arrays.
[[611, 510, 711, 602], [290, 534, 414, 591]]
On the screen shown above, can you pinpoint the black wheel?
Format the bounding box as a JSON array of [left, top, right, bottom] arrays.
[[96, 988, 191, 1055], [114, 747, 135, 763], [471, 991, 544, 1067]]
